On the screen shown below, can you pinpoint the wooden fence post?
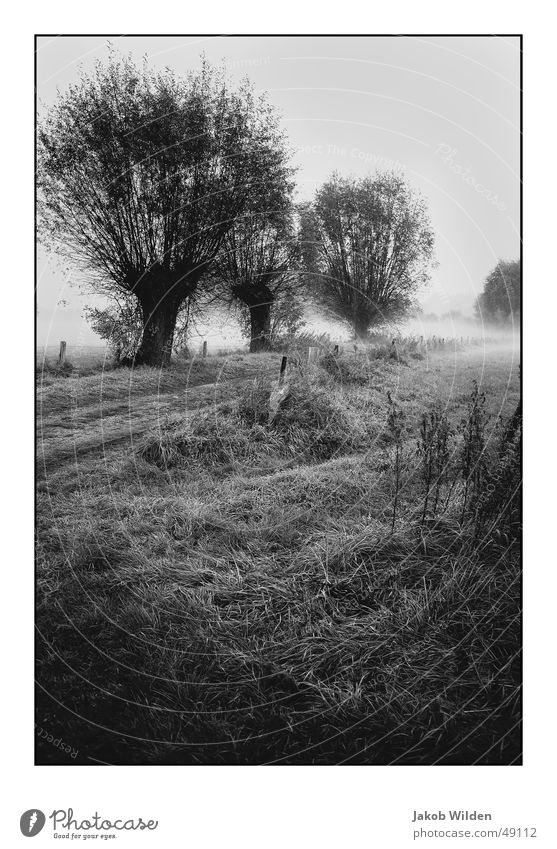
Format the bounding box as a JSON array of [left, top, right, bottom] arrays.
[[58, 341, 66, 366], [269, 356, 291, 424], [279, 355, 288, 387], [333, 344, 339, 357], [202, 340, 207, 359]]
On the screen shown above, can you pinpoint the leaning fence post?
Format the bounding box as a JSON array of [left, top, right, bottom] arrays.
[[269, 356, 291, 424], [334, 344, 339, 357], [278, 355, 288, 387], [202, 340, 207, 359], [58, 341, 66, 366], [307, 346, 319, 365]]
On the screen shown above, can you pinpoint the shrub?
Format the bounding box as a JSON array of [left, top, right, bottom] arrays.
[[416, 403, 453, 523], [472, 403, 521, 540]]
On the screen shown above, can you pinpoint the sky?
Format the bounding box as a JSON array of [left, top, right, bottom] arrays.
[[36, 34, 521, 347]]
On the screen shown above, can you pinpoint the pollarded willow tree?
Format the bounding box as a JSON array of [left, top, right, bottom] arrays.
[[212, 210, 300, 351], [37, 53, 294, 366], [300, 172, 436, 339]]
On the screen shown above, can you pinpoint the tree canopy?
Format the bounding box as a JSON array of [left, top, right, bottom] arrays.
[[212, 208, 300, 351], [300, 173, 436, 339], [38, 53, 294, 365]]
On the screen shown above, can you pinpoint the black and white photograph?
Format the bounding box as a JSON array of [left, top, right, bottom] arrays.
[[5, 1, 557, 840], [34, 33, 522, 769]]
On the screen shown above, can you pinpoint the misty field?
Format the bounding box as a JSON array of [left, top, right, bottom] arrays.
[[36, 340, 521, 765]]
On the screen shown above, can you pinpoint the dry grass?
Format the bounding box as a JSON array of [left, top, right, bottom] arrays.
[[36, 346, 521, 764]]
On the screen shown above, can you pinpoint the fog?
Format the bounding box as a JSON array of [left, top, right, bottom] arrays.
[[397, 315, 520, 345], [37, 301, 519, 360]]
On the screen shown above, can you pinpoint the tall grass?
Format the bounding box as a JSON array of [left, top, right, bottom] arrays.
[[36, 351, 521, 765]]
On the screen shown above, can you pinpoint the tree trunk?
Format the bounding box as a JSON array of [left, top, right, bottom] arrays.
[[136, 295, 181, 367], [131, 264, 203, 367], [249, 301, 272, 353]]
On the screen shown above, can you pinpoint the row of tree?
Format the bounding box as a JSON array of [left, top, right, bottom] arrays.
[[38, 53, 439, 365]]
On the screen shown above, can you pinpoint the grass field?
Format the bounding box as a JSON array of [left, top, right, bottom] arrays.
[[36, 340, 521, 765]]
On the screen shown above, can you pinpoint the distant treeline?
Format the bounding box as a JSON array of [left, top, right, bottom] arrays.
[[474, 260, 520, 324]]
